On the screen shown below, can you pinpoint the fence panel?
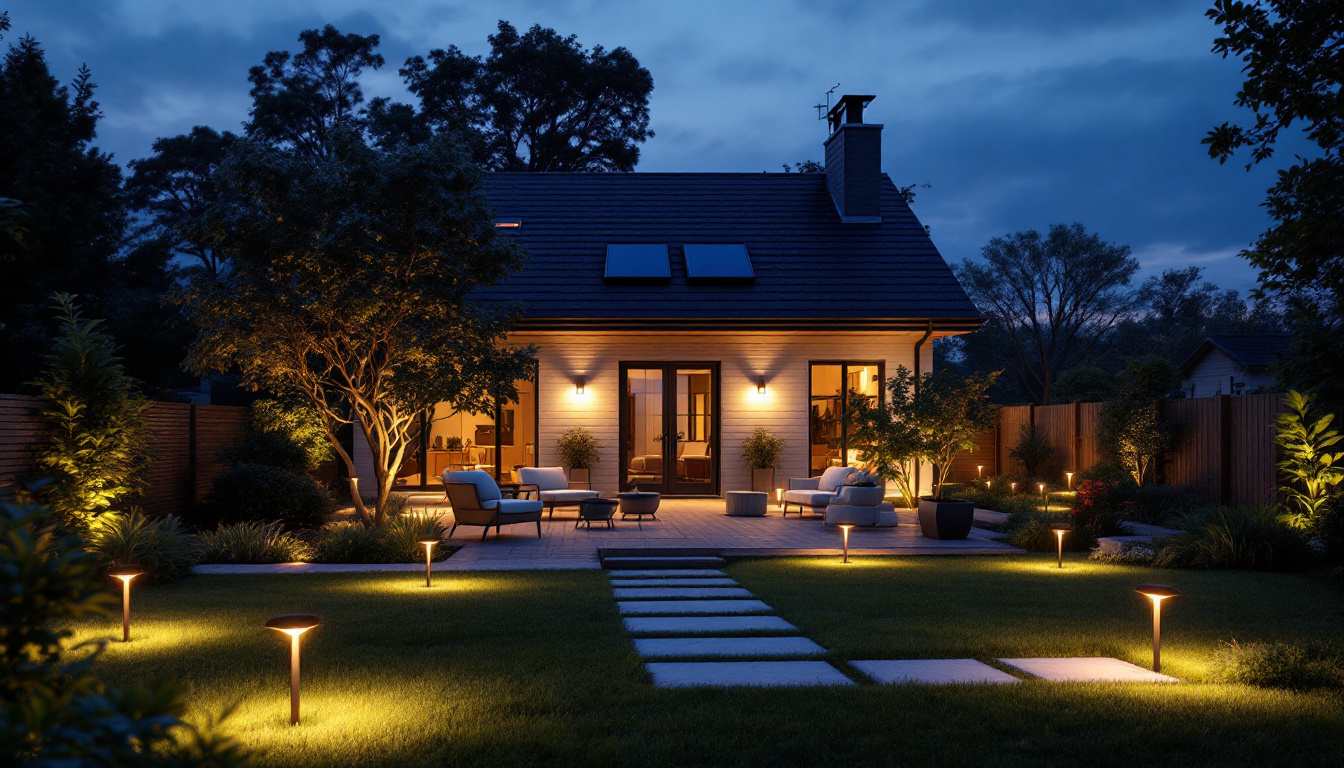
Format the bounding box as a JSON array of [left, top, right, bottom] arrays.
[[997, 405, 1033, 475], [1230, 393, 1284, 508], [1076, 402, 1105, 474], [0, 394, 42, 492], [1164, 398, 1222, 500], [1032, 404, 1074, 479]]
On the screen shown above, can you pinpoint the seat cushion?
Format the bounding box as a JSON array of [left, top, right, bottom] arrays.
[[446, 469, 501, 503], [782, 490, 840, 507], [540, 489, 600, 502], [818, 466, 857, 493], [495, 498, 543, 515], [519, 466, 569, 492]]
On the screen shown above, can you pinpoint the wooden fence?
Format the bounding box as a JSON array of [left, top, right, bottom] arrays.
[[950, 393, 1286, 507], [0, 393, 248, 515]]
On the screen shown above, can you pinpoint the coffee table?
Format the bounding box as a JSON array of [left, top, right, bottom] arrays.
[[725, 490, 768, 517], [576, 498, 618, 529]]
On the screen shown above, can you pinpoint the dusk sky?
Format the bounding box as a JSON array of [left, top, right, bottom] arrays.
[[7, 0, 1302, 293]]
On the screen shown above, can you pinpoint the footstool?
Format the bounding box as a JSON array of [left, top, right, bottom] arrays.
[[725, 490, 768, 517]]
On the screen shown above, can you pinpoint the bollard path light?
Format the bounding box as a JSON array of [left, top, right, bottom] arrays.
[[1065, 471, 1074, 490], [108, 565, 145, 642], [418, 536, 440, 587], [266, 614, 321, 725], [1135, 584, 1181, 673], [1050, 523, 1070, 568], [976, 465, 983, 479], [775, 488, 784, 511], [838, 524, 855, 564]]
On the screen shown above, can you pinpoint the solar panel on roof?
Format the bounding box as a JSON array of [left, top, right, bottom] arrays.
[[604, 244, 671, 280], [683, 244, 754, 281]]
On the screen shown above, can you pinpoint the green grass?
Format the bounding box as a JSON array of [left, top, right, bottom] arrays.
[[72, 556, 1344, 767]]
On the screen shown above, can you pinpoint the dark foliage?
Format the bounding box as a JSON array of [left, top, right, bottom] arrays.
[[197, 463, 333, 531], [1219, 639, 1344, 691], [1069, 480, 1132, 548], [1156, 506, 1314, 571]]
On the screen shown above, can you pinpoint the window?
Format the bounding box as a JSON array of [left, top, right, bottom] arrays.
[[419, 372, 538, 487], [809, 361, 883, 476]]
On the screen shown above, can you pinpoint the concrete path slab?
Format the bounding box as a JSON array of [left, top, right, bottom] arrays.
[[645, 661, 853, 687], [610, 577, 738, 587], [635, 637, 825, 658], [999, 657, 1179, 683], [612, 587, 753, 599], [607, 569, 726, 578], [853, 659, 1021, 685], [619, 599, 773, 615], [624, 616, 797, 634]]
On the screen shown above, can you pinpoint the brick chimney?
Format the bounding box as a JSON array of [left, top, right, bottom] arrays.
[[824, 94, 882, 223]]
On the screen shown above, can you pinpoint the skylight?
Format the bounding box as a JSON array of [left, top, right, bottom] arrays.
[[683, 244, 754, 281], [604, 244, 671, 280]]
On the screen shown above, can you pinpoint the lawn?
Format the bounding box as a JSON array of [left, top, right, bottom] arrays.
[[72, 555, 1344, 767]]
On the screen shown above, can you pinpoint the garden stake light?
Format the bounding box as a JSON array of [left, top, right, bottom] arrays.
[[1051, 523, 1070, 568], [977, 465, 983, 479], [108, 565, 143, 642], [1135, 584, 1180, 673], [838, 524, 854, 563], [775, 487, 783, 510], [1066, 471, 1074, 490], [266, 614, 321, 725], [418, 537, 439, 587], [1010, 482, 1017, 493]]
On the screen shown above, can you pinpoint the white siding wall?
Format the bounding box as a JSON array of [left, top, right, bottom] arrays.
[[1182, 351, 1276, 398]]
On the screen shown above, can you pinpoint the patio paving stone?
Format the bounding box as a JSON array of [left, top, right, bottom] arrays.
[[853, 659, 1021, 685], [998, 657, 1179, 683], [612, 587, 753, 599], [634, 637, 825, 658], [610, 577, 738, 587], [623, 615, 798, 634], [618, 599, 773, 615], [645, 661, 854, 687]]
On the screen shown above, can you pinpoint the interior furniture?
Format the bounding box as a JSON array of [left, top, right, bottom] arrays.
[[780, 466, 856, 517], [576, 498, 619, 529], [444, 470, 543, 541], [678, 441, 711, 480], [617, 491, 661, 527], [518, 466, 599, 518]]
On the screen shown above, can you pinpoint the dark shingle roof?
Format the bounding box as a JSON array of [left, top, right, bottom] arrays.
[[1181, 335, 1293, 373], [476, 172, 981, 330]]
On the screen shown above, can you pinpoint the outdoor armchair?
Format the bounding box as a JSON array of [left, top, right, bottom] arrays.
[[517, 467, 599, 518], [780, 465, 856, 517], [445, 470, 543, 541]]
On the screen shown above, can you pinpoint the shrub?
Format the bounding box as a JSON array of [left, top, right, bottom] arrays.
[[1154, 506, 1314, 571], [1217, 639, 1344, 690], [1275, 390, 1344, 548], [383, 492, 413, 519], [198, 463, 334, 530], [1005, 509, 1063, 552], [556, 427, 601, 470], [1128, 484, 1211, 526], [741, 427, 785, 470], [1009, 423, 1056, 479], [1069, 480, 1132, 547], [1088, 540, 1159, 566], [221, 399, 333, 473], [382, 512, 449, 563], [198, 520, 313, 564], [85, 508, 199, 583], [313, 513, 449, 564]]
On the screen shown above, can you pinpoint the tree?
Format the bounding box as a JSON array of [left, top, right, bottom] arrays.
[[29, 295, 150, 534], [180, 131, 534, 525], [396, 21, 654, 171], [125, 126, 238, 275], [954, 223, 1139, 404], [245, 25, 384, 158], [1050, 366, 1115, 403], [1095, 358, 1183, 486]]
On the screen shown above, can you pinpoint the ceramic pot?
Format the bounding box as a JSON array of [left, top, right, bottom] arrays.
[[917, 498, 974, 540]]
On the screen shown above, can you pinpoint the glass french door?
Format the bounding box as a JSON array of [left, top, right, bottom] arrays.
[[620, 363, 719, 495]]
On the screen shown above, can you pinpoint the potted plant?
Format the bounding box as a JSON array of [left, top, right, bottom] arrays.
[[741, 427, 785, 493], [854, 365, 998, 539], [556, 427, 601, 485]]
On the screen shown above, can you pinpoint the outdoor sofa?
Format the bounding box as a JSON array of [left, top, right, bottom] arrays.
[[444, 469, 544, 540], [517, 466, 600, 518], [780, 466, 856, 517]]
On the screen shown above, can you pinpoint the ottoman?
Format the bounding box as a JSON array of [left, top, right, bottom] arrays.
[[725, 490, 768, 517]]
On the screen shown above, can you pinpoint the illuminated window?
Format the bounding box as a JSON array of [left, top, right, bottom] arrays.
[[809, 361, 883, 476]]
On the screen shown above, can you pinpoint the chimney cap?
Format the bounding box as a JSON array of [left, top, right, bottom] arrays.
[[827, 94, 876, 132]]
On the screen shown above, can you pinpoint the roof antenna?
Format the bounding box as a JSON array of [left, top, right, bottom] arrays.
[[814, 83, 840, 130]]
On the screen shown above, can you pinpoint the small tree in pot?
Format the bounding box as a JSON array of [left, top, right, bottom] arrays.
[[741, 428, 784, 492], [556, 427, 601, 484]]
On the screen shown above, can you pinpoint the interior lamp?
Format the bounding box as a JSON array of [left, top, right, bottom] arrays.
[[108, 565, 144, 642], [1135, 584, 1181, 673], [266, 614, 321, 725]]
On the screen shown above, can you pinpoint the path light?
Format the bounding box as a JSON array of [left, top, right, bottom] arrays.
[[775, 488, 783, 510], [418, 536, 439, 587], [838, 524, 855, 564], [1135, 584, 1181, 673], [266, 614, 321, 725], [1051, 523, 1070, 568], [1065, 472, 1074, 490], [108, 565, 144, 642], [1010, 482, 1017, 493], [1038, 482, 1046, 500], [977, 465, 983, 479]]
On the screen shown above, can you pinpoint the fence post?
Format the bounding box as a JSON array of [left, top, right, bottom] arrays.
[[187, 404, 198, 507], [1219, 394, 1232, 504]]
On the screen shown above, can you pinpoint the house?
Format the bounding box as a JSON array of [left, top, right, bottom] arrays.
[[1179, 335, 1289, 398], [354, 95, 981, 496]]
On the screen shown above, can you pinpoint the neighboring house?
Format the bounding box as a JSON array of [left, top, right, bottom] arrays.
[[1179, 335, 1289, 398], [354, 95, 982, 496]]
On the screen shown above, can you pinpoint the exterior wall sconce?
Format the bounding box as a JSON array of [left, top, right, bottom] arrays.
[[266, 614, 321, 725], [109, 565, 144, 642], [1135, 584, 1181, 673], [575, 377, 586, 395], [756, 376, 766, 395]]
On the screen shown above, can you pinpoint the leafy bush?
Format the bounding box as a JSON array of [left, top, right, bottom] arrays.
[[1008, 423, 1056, 479], [1069, 480, 1132, 547], [1154, 506, 1314, 571], [197, 463, 334, 530], [198, 520, 313, 564], [741, 427, 785, 469], [221, 399, 333, 473], [313, 512, 449, 564], [1217, 639, 1344, 690], [84, 508, 199, 583], [383, 492, 413, 519], [556, 427, 601, 469], [1275, 390, 1344, 549], [1005, 509, 1064, 552], [1128, 484, 1211, 526], [382, 512, 449, 563], [1088, 540, 1159, 566]]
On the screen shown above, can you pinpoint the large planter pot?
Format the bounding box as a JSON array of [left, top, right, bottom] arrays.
[[917, 498, 974, 540], [751, 467, 775, 493], [568, 467, 590, 486], [843, 485, 885, 507]]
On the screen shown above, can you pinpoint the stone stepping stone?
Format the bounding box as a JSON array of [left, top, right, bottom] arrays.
[[602, 556, 726, 570], [624, 615, 797, 634], [999, 657, 1179, 683], [619, 599, 773, 615], [610, 578, 738, 587], [612, 587, 752, 599], [635, 637, 825, 659], [645, 661, 853, 688], [607, 569, 726, 578], [853, 659, 1021, 685]]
